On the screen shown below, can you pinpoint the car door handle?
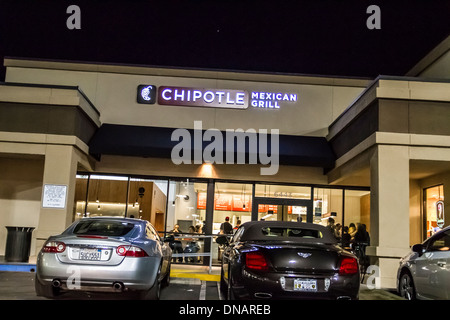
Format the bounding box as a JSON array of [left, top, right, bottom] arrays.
[[437, 261, 446, 267]]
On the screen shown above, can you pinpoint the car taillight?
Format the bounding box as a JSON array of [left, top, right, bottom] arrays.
[[116, 245, 148, 257], [42, 241, 66, 253], [339, 256, 358, 275], [245, 251, 269, 271]]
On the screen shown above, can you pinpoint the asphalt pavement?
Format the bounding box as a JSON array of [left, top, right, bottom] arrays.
[[0, 269, 403, 300], [0, 255, 404, 300]]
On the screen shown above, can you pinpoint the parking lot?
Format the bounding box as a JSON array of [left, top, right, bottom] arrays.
[[0, 265, 403, 300]]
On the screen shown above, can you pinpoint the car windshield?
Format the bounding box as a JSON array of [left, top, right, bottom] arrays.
[[73, 220, 135, 237], [261, 227, 323, 239]]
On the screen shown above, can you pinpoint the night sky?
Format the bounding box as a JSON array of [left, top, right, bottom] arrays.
[[0, 0, 449, 81]]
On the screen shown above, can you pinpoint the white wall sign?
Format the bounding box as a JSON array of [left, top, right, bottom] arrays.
[[42, 184, 68, 209]]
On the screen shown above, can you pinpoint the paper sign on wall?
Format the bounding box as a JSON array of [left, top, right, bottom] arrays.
[[42, 184, 68, 209]]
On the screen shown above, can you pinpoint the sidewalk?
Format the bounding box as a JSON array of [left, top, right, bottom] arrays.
[[0, 256, 36, 272]]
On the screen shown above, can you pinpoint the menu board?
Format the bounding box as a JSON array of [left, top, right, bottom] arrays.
[[196, 192, 299, 214], [232, 195, 251, 212], [258, 204, 293, 214], [214, 194, 233, 211], [197, 192, 207, 210], [197, 192, 251, 212]]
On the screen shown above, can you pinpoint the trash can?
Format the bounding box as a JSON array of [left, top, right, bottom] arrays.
[[4, 226, 35, 263]]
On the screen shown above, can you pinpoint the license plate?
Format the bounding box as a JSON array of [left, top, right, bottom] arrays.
[[294, 279, 317, 292], [72, 248, 109, 261], [80, 249, 102, 260]]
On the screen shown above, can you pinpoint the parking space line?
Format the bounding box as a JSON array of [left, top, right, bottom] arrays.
[[199, 281, 206, 300], [217, 281, 223, 300]]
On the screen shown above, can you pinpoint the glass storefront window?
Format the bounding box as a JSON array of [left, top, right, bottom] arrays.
[[425, 185, 444, 238], [313, 188, 343, 226], [87, 175, 129, 218], [166, 180, 207, 234], [213, 182, 252, 234], [257, 204, 308, 222], [73, 174, 371, 264], [255, 184, 311, 199], [73, 175, 129, 220], [343, 190, 371, 245], [166, 179, 208, 264], [73, 175, 89, 221], [313, 188, 370, 248], [128, 178, 168, 233]]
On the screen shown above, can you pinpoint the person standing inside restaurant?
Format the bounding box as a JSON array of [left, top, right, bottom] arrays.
[[233, 219, 241, 232], [326, 218, 337, 239], [170, 224, 184, 262], [220, 216, 233, 234]]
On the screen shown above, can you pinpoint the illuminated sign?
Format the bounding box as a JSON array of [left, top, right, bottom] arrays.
[[250, 91, 297, 109], [137, 85, 298, 109], [158, 86, 249, 109], [137, 85, 156, 104]]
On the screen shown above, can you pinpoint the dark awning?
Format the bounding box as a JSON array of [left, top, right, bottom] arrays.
[[88, 124, 336, 168]]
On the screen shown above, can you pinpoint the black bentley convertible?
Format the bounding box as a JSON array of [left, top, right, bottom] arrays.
[[217, 221, 360, 300]]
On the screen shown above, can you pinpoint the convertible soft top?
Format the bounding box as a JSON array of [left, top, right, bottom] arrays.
[[239, 221, 338, 244]]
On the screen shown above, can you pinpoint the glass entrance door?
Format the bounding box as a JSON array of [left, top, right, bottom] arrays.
[[252, 197, 313, 223]]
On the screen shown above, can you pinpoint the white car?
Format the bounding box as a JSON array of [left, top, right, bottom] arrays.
[[397, 226, 450, 300]]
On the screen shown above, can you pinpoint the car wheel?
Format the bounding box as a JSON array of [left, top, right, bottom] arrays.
[[140, 264, 162, 300], [399, 272, 416, 300]]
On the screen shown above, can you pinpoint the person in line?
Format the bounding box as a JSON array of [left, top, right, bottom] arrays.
[[341, 226, 351, 250], [170, 224, 183, 262], [334, 223, 342, 240], [233, 219, 241, 232], [353, 224, 370, 273], [220, 216, 233, 235], [195, 224, 203, 234], [184, 225, 200, 263], [354, 223, 370, 245], [348, 222, 357, 241], [326, 217, 337, 239]]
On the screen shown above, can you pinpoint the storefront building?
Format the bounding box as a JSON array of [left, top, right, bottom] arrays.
[[0, 36, 449, 289]]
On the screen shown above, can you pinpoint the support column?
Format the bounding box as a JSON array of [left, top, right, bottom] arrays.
[[35, 145, 79, 252], [368, 145, 411, 289]]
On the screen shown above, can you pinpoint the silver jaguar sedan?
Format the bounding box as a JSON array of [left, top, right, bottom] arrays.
[[35, 217, 172, 299], [397, 225, 450, 300]]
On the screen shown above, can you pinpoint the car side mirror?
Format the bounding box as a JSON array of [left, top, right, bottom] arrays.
[[164, 235, 175, 242], [216, 235, 229, 246], [412, 244, 424, 255]]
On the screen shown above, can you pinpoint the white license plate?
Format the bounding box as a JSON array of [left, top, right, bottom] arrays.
[[72, 248, 109, 261], [294, 279, 317, 292]]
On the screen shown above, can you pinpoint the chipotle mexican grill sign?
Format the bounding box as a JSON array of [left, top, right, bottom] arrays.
[[137, 85, 298, 109], [158, 86, 249, 109]]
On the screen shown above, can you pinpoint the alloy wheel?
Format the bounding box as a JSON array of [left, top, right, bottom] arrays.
[[399, 273, 415, 300]]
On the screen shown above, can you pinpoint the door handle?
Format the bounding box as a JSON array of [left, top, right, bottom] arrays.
[[437, 261, 446, 267]]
